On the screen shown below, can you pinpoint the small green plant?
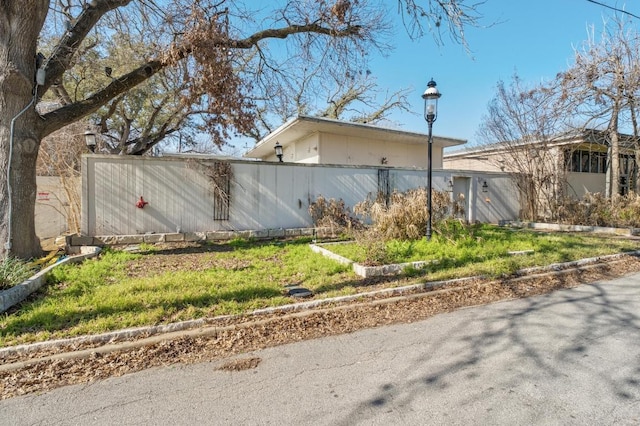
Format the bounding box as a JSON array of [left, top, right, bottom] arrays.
[[137, 242, 157, 252], [402, 262, 429, 278], [352, 230, 391, 265], [433, 219, 480, 244], [0, 257, 35, 290]]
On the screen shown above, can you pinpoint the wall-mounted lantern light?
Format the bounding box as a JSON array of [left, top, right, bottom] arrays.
[[274, 141, 283, 162], [447, 179, 453, 192], [84, 129, 97, 153], [481, 180, 489, 193]]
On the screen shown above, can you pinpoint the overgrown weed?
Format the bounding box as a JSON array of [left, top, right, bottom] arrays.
[[0, 257, 35, 291]]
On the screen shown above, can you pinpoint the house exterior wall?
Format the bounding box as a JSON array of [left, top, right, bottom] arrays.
[[263, 134, 321, 163], [566, 173, 606, 198], [443, 153, 504, 172], [81, 156, 520, 236], [444, 140, 638, 199], [320, 132, 437, 168], [293, 133, 320, 163]]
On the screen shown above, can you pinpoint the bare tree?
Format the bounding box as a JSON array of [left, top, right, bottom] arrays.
[[477, 74, 566, 220], [559, 17, 640, 197], [398, 0, 486, 51], [319, 74, 413, 124], [1, 0, 486, 259], [246, 68, 413, 141]]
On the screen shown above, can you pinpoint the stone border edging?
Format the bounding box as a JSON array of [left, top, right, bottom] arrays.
[[68, 227, 327, 247], [310, 242, 433, 278], [1, 250, 637, 363], [0, 247, 102, 314], [506, 221, 640, 236]]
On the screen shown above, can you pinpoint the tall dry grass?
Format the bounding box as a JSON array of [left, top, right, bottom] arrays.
[[556, 192, 640, 228], [353, 188, 462, 240]]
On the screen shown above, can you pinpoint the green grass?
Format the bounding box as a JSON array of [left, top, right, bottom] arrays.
[[0, 239, 354, 346], [0, 228, 637, 347], [0, 257, 36, 291], [328, 225, 639, 280]]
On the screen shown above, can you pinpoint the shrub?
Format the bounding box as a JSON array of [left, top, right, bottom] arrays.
[[434, 218, 482, 245], [353, 188, 460, 240], [0, 257, 35, 291], [308, 195, 362, 236], [350, 229, 392, 265], [557, 192, 640, 228]]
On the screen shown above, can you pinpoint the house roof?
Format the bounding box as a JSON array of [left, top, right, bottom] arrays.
[[444, 129, 639, 159], [244, 115, 467, 159]]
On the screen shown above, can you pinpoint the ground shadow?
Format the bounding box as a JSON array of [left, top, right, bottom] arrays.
[[333, 273, 640, 424]]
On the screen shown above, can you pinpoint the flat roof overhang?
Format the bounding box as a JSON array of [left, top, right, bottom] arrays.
[[244, 115, 467, 159]]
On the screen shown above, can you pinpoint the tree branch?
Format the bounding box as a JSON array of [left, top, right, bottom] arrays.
[[585, 0, 640, 20], [43, 0, 133, 92], [42, 60, 164, 135], [229, 23, 362, 48]]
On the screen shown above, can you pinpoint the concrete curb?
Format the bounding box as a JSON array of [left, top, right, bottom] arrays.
[[0, 247, 101, 314], [505, 221, 640, 236], [0, 256, 632, 373], [1, 250, 637, 367]]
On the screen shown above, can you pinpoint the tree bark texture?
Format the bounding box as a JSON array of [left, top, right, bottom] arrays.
[[0, 1, 49, 258], [608, 110, 621, 198]]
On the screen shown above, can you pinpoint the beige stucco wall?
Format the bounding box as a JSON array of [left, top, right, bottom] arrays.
[[565, 173, 606, 198], [294, 133, 320, 163], [319, 132, 438, 168], [262, 134, 320, 163], [443, 155, 504, 172]]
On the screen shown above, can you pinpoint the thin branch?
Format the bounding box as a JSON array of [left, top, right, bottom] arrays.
[[586, 0, 640, 20]]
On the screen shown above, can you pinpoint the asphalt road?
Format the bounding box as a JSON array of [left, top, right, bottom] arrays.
[[2, 273, 640, 425]]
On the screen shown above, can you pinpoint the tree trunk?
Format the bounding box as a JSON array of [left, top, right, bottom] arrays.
[[635, 145, 640, 194], [0, 1, 49, 259], [609, 122, 620, 198]]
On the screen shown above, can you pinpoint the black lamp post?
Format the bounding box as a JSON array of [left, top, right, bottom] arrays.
[[84, 129, 97, 153], [274, 141, 283, 162], [422, 78, 441, 241]]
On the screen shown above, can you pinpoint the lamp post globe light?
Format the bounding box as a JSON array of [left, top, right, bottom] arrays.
[[422, 78, 441, 241]]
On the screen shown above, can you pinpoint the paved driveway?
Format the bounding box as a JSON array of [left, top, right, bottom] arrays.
[[2, 273, 640, 425]]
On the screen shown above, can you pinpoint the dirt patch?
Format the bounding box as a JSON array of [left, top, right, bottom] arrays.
[[217, 357, 262, 371], [123, 242, 254, 277], [2, 254, 640, 400]]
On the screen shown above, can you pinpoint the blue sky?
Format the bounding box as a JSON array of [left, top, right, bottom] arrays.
[[223, 0, 632, 155], [372, 0, 631, 146]]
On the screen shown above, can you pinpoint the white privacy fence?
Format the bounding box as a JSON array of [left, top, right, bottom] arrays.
[[81, 155, 520, 236]]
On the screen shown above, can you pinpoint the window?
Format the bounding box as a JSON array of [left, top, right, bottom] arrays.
[[566, 149, 636, 175], [566, 149, 609, 174], [599, 153, 607, 173], [620, 154, 636, 176]]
